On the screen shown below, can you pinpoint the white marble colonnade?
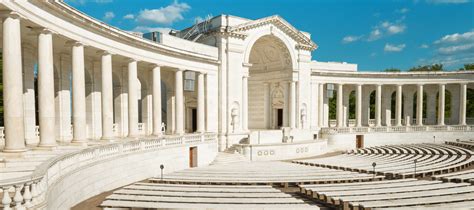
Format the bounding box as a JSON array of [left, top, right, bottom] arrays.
[[1, 12, 209, 152]]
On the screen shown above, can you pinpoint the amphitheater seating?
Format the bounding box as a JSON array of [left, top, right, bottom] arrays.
[[100, 182, 322, 209], [432, 168, 474, 184], [293, 144, 474, 179], [299, 179, 474, 209], [153, 161, 383, 185], [446, 140, 474, 150]]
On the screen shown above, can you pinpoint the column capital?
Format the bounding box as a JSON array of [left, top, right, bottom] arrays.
[[66, 40, 85, 47], [149, 63, 163, 69], [176, 68, 185, 72], [0, 11, 21, 19], [127, 58, 138, 63], [396, 84, 403, 87], [32, 27, 55, 35], [416, 83, 424, 87], [97, 50, 113, 56]]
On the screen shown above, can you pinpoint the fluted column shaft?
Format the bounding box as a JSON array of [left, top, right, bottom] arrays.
[[356, 84, 362, 127], [459, 83, 467, 125], [197, 72, 205, 133], [128, 60, 139, 137], [242, 75, 249, 131], [396, 85, 403, 126], [152, 66, 163, 135], [336, 84, 344, 127], [417, 84, 424, 126], [175, 69, 184, 134], [289, 81, 297, 128], [375, 84, 382, 127], [318, 83, 324, 127], [438, 84, 445, 126], [2, 13, 26, 152], [101, 52, 114, 140], [37, 29, 56, 147], [71, 42, 87, 143]]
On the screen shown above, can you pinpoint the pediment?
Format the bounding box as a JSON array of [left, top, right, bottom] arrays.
[[230, 15, 318, 51]]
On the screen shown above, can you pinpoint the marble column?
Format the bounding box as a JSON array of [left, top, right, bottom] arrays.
[[356, 84, 362, 127], [71, 42, 87, 143], [336, 84, 344, 127], [128, 60, 139, 137], [375, 84, 382, 127], [242, 75, 249, 131], [152, 65, 163, 135], [396, 84, 403, 126], [175, 69, 184, 134], [459, 83, 467, 125], [318, 83, 324, 127], [22, 44, 37, 144], [289, 81, 297, 128], [100, 52, 114, 140], [37, 28, 56, 147], [2, 12, 26, 152], [438, 84, 446, 126], [197, 72, 205, 133], [404, 89, 413, 126], [417, 84, 424, 126]]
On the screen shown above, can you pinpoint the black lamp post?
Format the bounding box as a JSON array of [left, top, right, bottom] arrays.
[[160, 164, 164, 181], [372, 162, 377, 180], [414, 159, 417, 178]]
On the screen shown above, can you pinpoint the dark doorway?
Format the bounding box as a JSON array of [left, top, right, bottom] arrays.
[[356, 135, 364, 149], [189, 147, 198, 168], [191, 108, 197, 132], [277, 109, 283, 128]]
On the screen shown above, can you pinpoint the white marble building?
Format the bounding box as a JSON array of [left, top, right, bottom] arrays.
[[0, 1, 473, 208]]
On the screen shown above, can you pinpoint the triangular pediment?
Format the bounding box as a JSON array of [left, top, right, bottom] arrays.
[[229, 15, 318, 51]]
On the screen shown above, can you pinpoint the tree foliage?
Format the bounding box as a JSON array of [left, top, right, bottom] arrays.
[[384, 68, 401, 72], [408, 64, 443, 72]]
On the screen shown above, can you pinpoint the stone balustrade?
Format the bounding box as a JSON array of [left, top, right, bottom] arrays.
[[321, 125, 474, 135], [0, 133, 217, 209]]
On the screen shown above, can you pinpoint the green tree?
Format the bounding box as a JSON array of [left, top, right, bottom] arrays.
[[460, 63, 474, 71], [408, 64, 443, 72], [0, 52, 3, 126], [384, 68, 401, 72]]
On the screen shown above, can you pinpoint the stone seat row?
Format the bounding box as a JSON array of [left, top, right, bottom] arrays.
[[432, 168, 474, 184], [299, 179, 474, 210], [293, 144, 474, 179], [152, 161, 384, 186], [446, 140, 474, 151], [100, 182, 321, 210], [349, 143, 472, 156]]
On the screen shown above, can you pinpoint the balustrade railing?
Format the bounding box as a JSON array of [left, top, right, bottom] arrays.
[[0, 133, 217, 209], [321, 125, 474, 135]]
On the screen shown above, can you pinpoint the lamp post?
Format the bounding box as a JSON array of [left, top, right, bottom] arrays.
[[414, 159, 417, 178], [372, 162, 377, 180], [433, 136, 436, 144], [160, 164, 164, 181]]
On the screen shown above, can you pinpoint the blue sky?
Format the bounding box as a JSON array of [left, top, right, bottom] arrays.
[[66, 0, 474, 71]]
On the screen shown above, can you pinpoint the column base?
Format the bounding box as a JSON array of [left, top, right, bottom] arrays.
[[101, 136, 115, 141], [34, 145, 58, 151], [1, 148, 28, 153]]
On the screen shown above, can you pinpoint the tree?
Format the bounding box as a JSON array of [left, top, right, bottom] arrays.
[[460, 63, 474, 71], [408, 64, 443, 72], [384, 68, 401, 72], [0, 52, 3, 126]]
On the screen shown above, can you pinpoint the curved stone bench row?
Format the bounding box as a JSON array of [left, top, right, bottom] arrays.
[[294, 144, 474, 179], [100, 182, 320, 209], [299, 179, 474, 210], [150, 161, 383, 186], [446, 140, 474, 151], [432, 168, 474, 184]]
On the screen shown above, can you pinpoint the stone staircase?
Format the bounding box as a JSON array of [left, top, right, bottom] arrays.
[[210, 151, 249, 165]]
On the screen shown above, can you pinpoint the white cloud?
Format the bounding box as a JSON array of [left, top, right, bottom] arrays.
[[67, 0, 113, 5], [438, 43, 474, 55], [132, 26, 173, 34], [420, 44, 430, 48], [342, 35, 363, 44], [387, 24, 406, 34], [368, 29, 382, 41], [384, 43, 406, 52], [194, 16, 204, 24], [396, 8, 410, 13], [426, 0, 470, 4], [136, 1, 190, 25], [123, 14, 135, 19], [103, 11, 115, 21], [434, 30, 474, 44]]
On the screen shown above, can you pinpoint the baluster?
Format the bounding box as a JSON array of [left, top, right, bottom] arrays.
[[22, 183, 32, 207], [13, 184, 24, 209], [2, 186, 12, 210], [30, 182, 38, 204]]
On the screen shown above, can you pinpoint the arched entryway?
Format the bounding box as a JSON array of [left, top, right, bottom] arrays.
[[247, 35, 293, 130]]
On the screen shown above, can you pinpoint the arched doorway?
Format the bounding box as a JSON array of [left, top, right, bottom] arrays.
[[247, 35, 293, 130]]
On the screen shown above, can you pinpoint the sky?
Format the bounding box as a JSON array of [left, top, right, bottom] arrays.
[[66, 0, 474, 72]]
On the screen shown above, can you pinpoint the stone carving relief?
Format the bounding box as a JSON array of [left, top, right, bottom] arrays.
[[231, 102, 240, 133], [271, 83, 285, 108]]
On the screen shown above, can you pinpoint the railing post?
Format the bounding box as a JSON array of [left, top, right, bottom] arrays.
[[13, 184, 24, 209], [2, 186, 12, 210], [23, 182, 32, 207]]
